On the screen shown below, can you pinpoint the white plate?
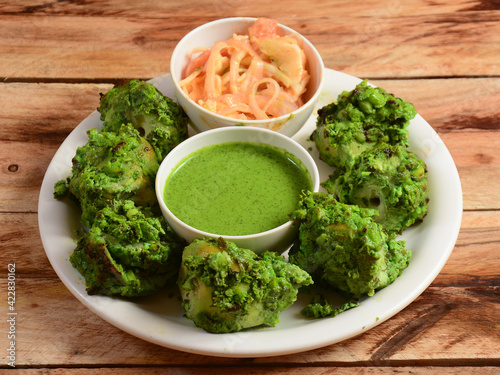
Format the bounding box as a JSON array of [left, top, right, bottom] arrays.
[[38, 69, 463, 358]]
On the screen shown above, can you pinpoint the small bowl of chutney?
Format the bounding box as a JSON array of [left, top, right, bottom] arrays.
[[155, 126, 319, 253]]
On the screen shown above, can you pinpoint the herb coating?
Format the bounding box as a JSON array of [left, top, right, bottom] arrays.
[[289, 191, 411, 299], [179, 237, 313, 333], [55, 80, 188, 297], [312, 79, 417, 169], [70, 200, 184, 297], [98, 79, 189, 161], [324, 143, 429, 234]]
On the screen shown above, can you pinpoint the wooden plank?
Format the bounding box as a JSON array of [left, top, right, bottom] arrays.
[[4, 278, 498, 366], [0, 213, 56, 278], [0, 83, 112, 144], [434, 210, 500, 287], [0, 15, 178, 81], [2, 0, 495, 17], [0, 0, 498, 80], [370, 78, 500, 134], [460, 210, 500, 229], [440, 131, 500, 211], [5, 367, 500, 374], [0, 83, 110, 213], [0, 141, 57, 213]]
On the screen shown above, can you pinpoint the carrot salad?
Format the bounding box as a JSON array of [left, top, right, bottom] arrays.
[[179, 18, 310, 120]]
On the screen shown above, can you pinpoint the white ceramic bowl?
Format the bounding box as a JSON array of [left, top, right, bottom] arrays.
[[155, 126, 320, 254], [170, 17, 325, 138]]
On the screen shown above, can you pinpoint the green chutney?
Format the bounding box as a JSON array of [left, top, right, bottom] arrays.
[[164, 142, 312, 236]]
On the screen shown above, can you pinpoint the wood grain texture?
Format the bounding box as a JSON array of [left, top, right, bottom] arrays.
[[2, 281, 498, 367], [0, 0, 498, 371], [370, 78, 500, 134], [2, 279, 498, 366], [5, 368, 500, 375], [0, 83, 113, 144], [0, 0, 499, 80], [1, 211, 498, 366]]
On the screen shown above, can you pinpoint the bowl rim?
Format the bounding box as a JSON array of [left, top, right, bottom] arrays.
[[169, 16, 325, 125], [155, 126, 320, 241]]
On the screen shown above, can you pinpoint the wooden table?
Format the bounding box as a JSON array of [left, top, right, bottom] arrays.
[[1, 1, 499, 373]]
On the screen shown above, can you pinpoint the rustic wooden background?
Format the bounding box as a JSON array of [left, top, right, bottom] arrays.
[[0, 0, 499, 373]]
